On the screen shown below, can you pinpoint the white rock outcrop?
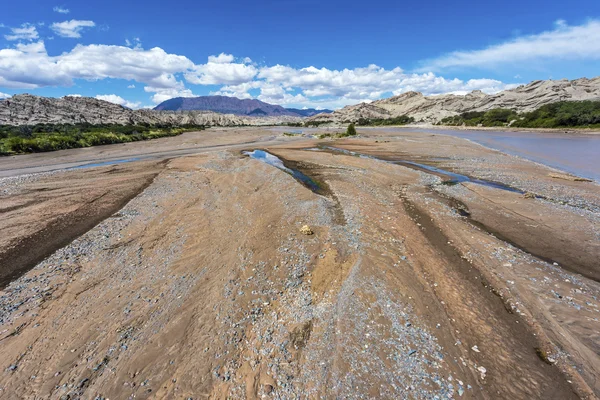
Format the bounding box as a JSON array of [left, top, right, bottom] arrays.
[[0, 94, 302, 126], [308, 77, 600, 124]]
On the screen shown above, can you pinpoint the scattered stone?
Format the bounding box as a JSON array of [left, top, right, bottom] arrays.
[[264, 384, 274, 394], [300, 225, 314, 235], [477, 366, 487, 379]]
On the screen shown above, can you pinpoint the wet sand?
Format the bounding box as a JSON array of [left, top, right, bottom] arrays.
[[0, 127, 598, 399]]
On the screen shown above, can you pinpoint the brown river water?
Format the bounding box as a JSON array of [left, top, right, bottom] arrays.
[[272, 126, 600, 182], [403, 128, 600, 182]]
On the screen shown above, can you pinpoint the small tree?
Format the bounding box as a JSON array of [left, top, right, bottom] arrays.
[[346, 123, 357, 136]]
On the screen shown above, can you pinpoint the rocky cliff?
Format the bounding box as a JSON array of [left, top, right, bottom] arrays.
[[0, 95, 302, 126], [308, 77, 600, 124]]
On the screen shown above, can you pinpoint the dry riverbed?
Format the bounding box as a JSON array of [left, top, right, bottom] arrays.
[[0, 127, 598, 399]]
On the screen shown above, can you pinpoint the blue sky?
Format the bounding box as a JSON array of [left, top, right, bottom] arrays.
[[1, 0, 600, 109]]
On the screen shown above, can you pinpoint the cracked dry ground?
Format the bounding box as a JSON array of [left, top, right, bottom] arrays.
[[1, 135, 599, 399]]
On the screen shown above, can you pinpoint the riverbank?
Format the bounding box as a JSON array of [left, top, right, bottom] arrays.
[[0, 127, 598, 398], [403, 123, 600, 135]]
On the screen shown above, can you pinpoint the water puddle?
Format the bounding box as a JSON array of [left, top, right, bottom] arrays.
[[317, 146, 524, 194], [69, 158, 141, 170], [395, 160, 524, 194], [243, 150, 322, 194]]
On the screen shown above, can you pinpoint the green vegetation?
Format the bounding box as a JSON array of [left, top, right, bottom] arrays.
[[356, 115, 415, 126], [439, 101, 600, 128], [304, 120, 330, 127], [0, 123, 205, 155], [439, 109, 518, 127], [346, 123, 357, 136], [316, 123, 358, 140]]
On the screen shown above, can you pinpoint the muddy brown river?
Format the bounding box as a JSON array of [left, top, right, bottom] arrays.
[[389, 127, 600, 182]]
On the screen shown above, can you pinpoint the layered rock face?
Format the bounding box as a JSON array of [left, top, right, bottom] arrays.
[[309, 77, 600, 124], [0, 95, 302, 126]]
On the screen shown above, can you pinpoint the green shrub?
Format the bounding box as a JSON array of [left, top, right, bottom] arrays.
[[346, 123, 357, 136], [356, 115, 415, 126]]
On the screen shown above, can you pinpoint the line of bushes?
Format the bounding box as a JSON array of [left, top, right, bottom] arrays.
[[0, 123, 205, 155], [355, 115, 415, 126], [439, 101, 600, 128]]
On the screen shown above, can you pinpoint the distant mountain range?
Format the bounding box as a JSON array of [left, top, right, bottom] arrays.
[[285, 108, 332, 117], [154, 96, 331, 117]]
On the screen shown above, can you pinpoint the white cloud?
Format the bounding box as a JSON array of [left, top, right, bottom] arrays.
[[53, 6, 70, 14], [206, 62, 519, 108], [423, 19, 600, 71], [0, 41, 518, 108], [0, 40, 195, 106], [4, 24, 39, 41], [127, 84, 135, 89], [95, 94, 141, 109], [208, 53, 235, 64], [51, 20, 95, 38], [0, 92, 11, 99], [185, 54, 258, 85], [144, 86, 196, 104], [0, 41, 193, 87]]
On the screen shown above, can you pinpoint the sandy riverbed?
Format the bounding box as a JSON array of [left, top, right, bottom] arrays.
[[0, 127, 598, 399]]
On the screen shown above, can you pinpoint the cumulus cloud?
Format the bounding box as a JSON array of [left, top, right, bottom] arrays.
[[0, 41, 193, 90], [95, 94, 141, 109], [4, 24, 39, 41], [186, 54, 258, 85], [208, 62, 517, 108], [422, 19, 600, 71], [144, 86, 195, 104], [0, 40, 518, 108], [51, 20, 95, 38], [53, 6, 70, 14], [0, 41, 196, 105], [0, 92, 11, 99], [208, 53, 235, 64], [127, 84, 135, 89]]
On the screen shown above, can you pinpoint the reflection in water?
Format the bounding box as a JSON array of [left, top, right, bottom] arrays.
[[243, 150, 321, 193], [320, 146, 525, 194], [69, 158, 141, 169]]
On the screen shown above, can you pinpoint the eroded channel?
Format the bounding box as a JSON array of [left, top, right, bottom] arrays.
[[243, 150, 323, 194], [317, 145, 525, 194], [243, 149, 346, 225], [310, 145, 597, 282]]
